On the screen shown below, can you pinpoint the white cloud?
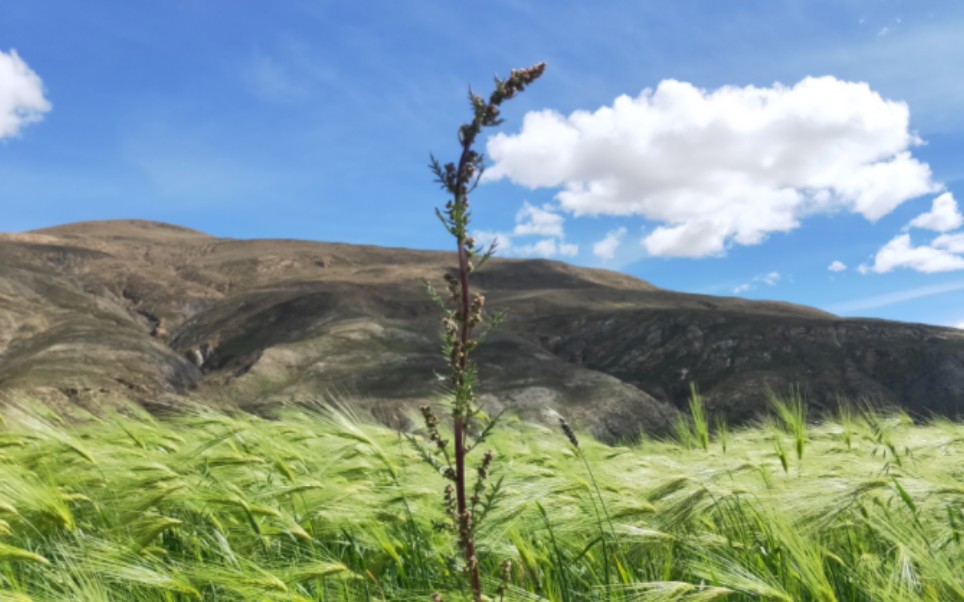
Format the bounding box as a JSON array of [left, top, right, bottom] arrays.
[[472, 230, 512, 254], [759, 271, 781, 286], [828, 260, 847, 272], [869, 233, 964, 273], [472, 203, 578, 259], [733, 271, 781, 294], [864, 205, 964, 274], [513, 238, 578, 258], [560, 242, 579, 257], [955, 321, 964, 330], [0, 49, 50, 138], [592, 227, 627, 261], [907, 192, 963, 232], [485, 76, 939, 257], [933, 232, 964, 254], [513, 202, 565, 238]]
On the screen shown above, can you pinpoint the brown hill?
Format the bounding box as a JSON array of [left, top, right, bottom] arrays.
[[1, 219, 963, 441]]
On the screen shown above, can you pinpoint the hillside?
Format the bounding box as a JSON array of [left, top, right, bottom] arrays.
[[1, 219, 963, 440]]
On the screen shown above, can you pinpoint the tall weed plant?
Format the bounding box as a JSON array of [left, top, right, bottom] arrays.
[[415, 63, 545, 602]]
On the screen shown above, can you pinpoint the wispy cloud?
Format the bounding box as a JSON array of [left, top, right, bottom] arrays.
[[242, 54, 310, 103], [240, 39, 337, 104], [119, 119, 310, 207], [759, 271, 781, 286], [733, 271, 781, 294], [828, 281, 964, 313], [807, 17, 964, 132]]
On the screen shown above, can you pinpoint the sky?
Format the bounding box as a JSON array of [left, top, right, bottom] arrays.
[[2, 1, 964, 327]]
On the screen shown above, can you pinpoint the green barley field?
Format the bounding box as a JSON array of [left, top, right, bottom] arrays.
[[0, 399, 961, 601]]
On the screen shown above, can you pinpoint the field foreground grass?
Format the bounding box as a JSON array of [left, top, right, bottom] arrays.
[[0, 402, 961, 601]]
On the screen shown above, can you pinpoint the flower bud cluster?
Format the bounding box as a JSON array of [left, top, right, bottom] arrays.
[[420, 404, 448, 451], [488, 63, 547, 114], [470, 449, 495, 511], [468, 293, 485, 327], [478, 449, 495, 480], [458, 509, 474, 555], [443, 272, 459, 303], [443, 483, 457, 527]]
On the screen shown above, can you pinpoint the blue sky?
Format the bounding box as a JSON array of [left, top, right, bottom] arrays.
[[2, 1, 964, 327]]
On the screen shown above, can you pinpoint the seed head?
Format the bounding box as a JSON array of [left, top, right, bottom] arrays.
[[558, 416, 579, 448], [479, 449, 495, 479]]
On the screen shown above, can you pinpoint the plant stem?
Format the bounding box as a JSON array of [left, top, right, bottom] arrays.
[[453, 108, 482, 602]]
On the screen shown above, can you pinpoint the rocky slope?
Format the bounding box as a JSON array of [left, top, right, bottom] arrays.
[[1, 220, 962, 441]]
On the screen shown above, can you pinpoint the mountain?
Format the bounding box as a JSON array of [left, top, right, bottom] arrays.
[[2, 220, 963, 441]]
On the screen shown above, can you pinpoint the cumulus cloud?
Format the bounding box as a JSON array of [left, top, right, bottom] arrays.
[[514, 202, 565, 237], [485, 76, 939, 257], [514, 238, 578, 257], [472, 230, 512, 254], [474, 231, 578, 259], [828, 260, 847, 272], [863, 203, 964, 274], [933, 232, 964, 254], [592, 227, 627, 261], [907, 192, 962, 232], [0, 49, 50, 138], [868, 233, 964, 273], [473, 203, 578, 259]]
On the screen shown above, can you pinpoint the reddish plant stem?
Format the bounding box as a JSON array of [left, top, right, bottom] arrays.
[[454, 143, 482, 601]]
